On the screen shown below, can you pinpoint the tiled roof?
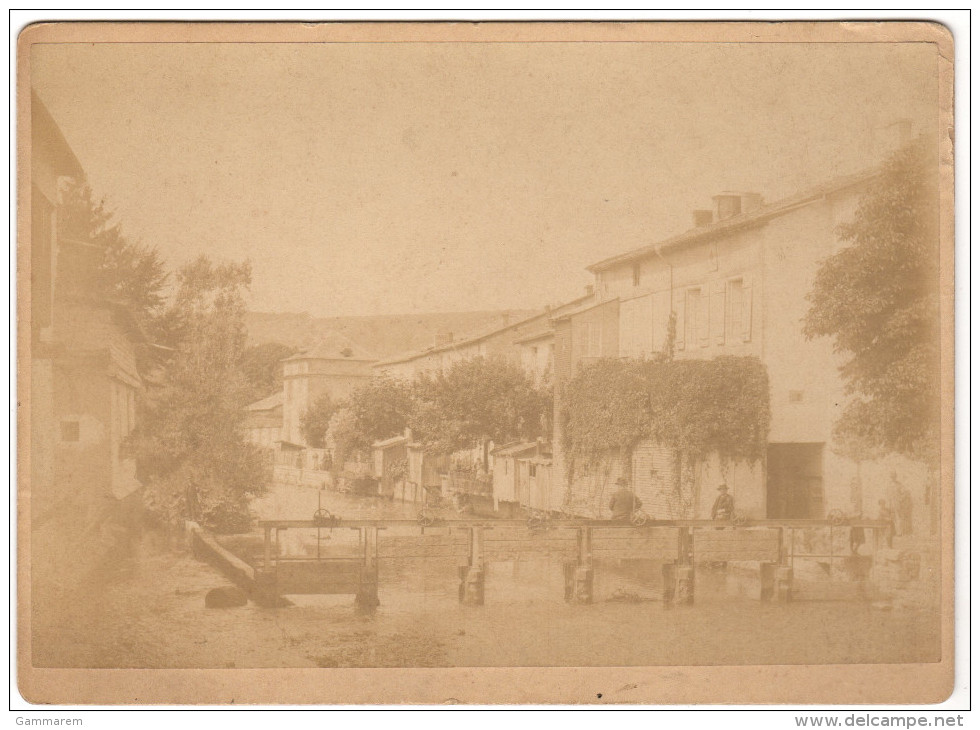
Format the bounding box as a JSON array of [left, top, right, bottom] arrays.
[[587, 167, 879, 273], [283, 331, 376, 362], [374, 294, 593, 367]]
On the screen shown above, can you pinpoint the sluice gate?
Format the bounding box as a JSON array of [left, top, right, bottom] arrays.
[[254, 514, 887, 609]]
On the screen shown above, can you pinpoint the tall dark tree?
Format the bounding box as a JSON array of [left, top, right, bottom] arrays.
[[130, 256, 268, 533], [803, 141, 941, 462], [56, 180, 168, 333], [300, 393, 335, 449]]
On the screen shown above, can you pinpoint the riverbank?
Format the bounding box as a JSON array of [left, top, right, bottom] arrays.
[[30, 528, 940, 669]]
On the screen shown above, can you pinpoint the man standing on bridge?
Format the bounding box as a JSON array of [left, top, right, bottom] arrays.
[[609, 477, 642, 521]]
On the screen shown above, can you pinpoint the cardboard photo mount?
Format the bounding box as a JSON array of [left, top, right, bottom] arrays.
[[16, 20, 956, 705]]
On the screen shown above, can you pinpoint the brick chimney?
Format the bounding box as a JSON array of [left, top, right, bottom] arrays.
[[712, 192, 742, 221]]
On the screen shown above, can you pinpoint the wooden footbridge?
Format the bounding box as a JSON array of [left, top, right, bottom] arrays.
[[252, 511, 887, 609]]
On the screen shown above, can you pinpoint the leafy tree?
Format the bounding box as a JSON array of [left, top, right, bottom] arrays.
[[300, 393, 335, 448], [129, 256, 268, 533], [347, 377, 414, 443], [240, 341, 298, 401], [803, 141, 940, 463], [325, 407, 362, 466], [410, 356, 552, 460], [323, 377, 414, 461]]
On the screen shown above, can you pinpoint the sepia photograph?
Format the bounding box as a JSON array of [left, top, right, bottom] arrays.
[[16, 20, 955, 706]]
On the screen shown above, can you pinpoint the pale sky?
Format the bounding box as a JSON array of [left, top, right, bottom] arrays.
[[31, 41, 940, 317]]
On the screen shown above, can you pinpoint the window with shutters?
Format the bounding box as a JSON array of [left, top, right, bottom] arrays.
[[684, 288, 701, 349], [675, 290, 686, 351], [698, 286, 710, 346], [726, 276, 753, 342], [590, 320, 602, 356], [577, 322, 602, 358], [620, 302, 635, 357], [710, 280, 727, 345], [727, 279, 744, 342], [651, 289, 671, 353]]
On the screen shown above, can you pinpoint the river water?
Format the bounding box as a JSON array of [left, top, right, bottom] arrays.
[[31, 484, 942, 669]]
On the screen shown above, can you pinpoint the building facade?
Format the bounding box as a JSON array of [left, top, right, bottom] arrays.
[[554, 165, 936, 533], [30, 92, 145, 590], [374, 294, 591, 383], [244, 392, 283, 451], [280, 333, 376, 446]]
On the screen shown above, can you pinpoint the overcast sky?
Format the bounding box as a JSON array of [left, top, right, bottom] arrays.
[[31, 40, 939, 317]]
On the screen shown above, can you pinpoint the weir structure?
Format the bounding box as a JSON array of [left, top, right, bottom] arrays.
[[251, 513, 888, 609]]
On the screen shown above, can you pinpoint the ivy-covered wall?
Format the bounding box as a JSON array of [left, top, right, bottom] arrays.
[[557, 355, 771, 518], [560, 355, 771, 465]]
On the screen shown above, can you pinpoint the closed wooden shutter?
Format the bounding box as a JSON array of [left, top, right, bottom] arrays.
[[740, 275, 753, 342], [675, 291, 686, 350], [619, 299, 636, 357], [710, 280, 727, 344], [651, 289, 671, 354], [698, 288, 710, 346], [639, 294, 655, 356], [590, 321, 602, 357]]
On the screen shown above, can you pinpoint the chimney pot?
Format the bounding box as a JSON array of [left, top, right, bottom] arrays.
[[712, 193, 742, 221]]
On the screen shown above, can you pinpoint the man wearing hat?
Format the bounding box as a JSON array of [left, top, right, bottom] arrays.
[[609, 477, 642, 521], [711, 483, 735, 521]]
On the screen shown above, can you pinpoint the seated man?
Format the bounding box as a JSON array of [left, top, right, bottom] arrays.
[[609, 477, 642, 521], [711, 483, 734, 521]]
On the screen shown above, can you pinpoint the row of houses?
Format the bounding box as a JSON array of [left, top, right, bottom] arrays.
[[246, 129, 937, 536]]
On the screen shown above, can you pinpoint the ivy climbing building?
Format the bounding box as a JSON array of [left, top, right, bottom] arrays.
[[555, 162, 939, 534]]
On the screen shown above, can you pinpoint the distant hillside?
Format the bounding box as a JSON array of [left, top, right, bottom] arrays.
[[244, 309, 540, 360]]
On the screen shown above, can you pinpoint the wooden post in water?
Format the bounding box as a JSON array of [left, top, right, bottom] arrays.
[[760, 562, 776, 601], [662, 563, 676, 606], [460, 526, 485, 605], [572, 526, 594, 604], [665, 527, 694, 606], [774, 565, 793, 603], [356, 526, 380, 609], [675, 565, 695, 605], [254, 525, 278, 606]]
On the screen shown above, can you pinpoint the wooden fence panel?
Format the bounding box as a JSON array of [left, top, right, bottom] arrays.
[[691, 528, 780, 562], [591, 527, 680, 561], [377, 529, 471, 559], [483, 525, 580, 562]]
